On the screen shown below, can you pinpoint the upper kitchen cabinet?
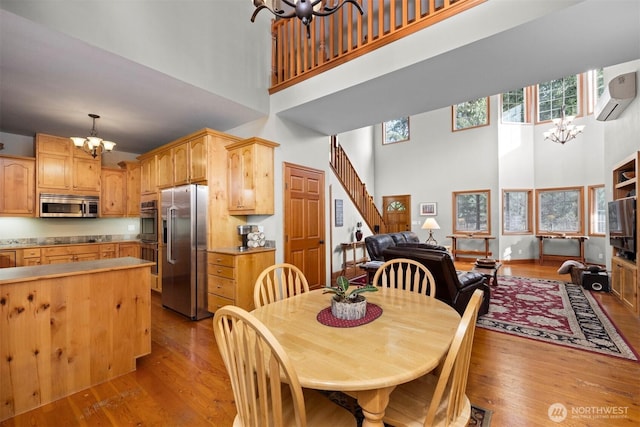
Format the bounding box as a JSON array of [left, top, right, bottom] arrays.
[[226, 137, 279, 215], [153, 135, 209, 188], [36, 133, 101, 199], [140, 155, 157, 195], [0, 155, 35, 217], [101, 167, 126, 217], [119, 161, 141, 216]]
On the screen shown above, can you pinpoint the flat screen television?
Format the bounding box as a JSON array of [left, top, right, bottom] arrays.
[[608, 197, 636, 260]]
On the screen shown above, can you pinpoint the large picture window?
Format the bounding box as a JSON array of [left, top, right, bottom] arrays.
[[535, 187, 584, 235], [453, 190, 491, 234], [502, 189, 532, 234]]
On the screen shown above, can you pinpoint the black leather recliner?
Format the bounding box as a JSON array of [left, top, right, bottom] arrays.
[[382, 246, 490, 315]]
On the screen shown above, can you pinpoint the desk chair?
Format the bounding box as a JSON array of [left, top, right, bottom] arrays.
[[254, 263, 310, 308], [372, 258, 436, 297], [213, 306, 356, 427], [382, 289, 484, 427]]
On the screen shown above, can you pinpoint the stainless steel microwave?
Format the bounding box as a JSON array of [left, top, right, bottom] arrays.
[[39, 194, 99, 218]]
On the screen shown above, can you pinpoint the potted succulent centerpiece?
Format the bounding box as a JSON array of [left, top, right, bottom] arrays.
[[323, 276, 378, 320]]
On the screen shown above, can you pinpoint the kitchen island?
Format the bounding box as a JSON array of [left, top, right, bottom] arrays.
[[0, 257, 154, 421]]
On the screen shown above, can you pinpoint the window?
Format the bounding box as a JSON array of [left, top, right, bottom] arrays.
[[537, 75, 579, 122], [453, 190, 491, 234], [452, 97, 490, 131], [588, 185, 606, 236], [586, 68, 605, 115], [535, 187, 584, 234], [501, 89, 529, 123], [383, 117, 410, 144], [502, 189, 532, 234]]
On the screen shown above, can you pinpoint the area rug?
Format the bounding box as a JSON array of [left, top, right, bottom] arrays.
[[478, 276, 638, 361], [325, 391, 491, 426]]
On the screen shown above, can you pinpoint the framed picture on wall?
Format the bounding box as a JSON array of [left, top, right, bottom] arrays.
[[335, 199, 344, 226], [420, 202, 437, 216]]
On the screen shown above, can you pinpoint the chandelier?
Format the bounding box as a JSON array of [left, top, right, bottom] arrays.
[[543, 105, 585, 144], [250, 0, 363, 38], [70, 114, 116, 158]]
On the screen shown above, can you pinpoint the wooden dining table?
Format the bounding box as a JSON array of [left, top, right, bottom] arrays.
[[251, 287, 461, 427]]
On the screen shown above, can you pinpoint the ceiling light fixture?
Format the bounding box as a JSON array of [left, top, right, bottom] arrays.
[[543, 105, 585, 144], [70, 113, 116, 158], [250, 0, 363, 38]]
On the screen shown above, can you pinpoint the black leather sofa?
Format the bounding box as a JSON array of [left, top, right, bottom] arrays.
[[364, 232, 490, 315], [364, 231, 447, 261]]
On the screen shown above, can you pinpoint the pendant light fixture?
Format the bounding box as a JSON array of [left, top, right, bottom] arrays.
[[250, 0, 363, 38], [543, 105, 585, 144], [70, 113, 116, 158]]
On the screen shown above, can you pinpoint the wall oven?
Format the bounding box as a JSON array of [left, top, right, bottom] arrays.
[[139, 242, 158, 276], [140, 199, 158, 243]]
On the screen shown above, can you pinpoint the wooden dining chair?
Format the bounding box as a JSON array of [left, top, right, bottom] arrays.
[[382, 288, 484, 427], [253, 263, 310, 308], [372, 258, 436, 297], [213, 305, 356, 427]]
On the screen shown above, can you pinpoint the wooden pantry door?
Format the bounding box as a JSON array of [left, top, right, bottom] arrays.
[[283, 163, 326, 289]]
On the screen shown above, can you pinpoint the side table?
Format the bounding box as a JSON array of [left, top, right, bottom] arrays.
[[340, 241, 368, 277], [471, 262, 502, 286]]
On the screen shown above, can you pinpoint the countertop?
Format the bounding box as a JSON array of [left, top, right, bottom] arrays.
[[0, 257, 154, 285], [211, 246, 276, 255]]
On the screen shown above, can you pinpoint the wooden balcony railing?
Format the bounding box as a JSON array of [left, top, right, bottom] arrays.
[[269, 0, 485, 93], [330, 136, 386, 234]]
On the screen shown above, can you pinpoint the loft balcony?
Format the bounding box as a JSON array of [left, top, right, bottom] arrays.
[[267, 0, 485, 93]]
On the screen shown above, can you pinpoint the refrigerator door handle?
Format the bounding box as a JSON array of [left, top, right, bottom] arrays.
[[167, 205, 177, 264]]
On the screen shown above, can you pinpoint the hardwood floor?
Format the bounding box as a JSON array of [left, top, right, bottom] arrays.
[[2, 263, 639, 426]]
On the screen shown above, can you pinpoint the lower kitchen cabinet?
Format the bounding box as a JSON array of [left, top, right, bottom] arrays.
[[119, 242, 140, 258], [207, 248, 275, 312], [41, 244, 101, 264]]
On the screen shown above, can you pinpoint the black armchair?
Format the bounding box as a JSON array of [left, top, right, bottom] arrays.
[[382, 247, 490, 315]]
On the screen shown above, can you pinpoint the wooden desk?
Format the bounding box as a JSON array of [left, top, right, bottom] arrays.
[[447, 234, 495, 261], [252, 288, 460, 427], [340, 241, 368, 276], [536, 234, 589, 265]]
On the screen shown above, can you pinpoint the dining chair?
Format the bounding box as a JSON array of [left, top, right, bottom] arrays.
[[382, 288, 484, 427], [253, 263, 310, 308], [213, 305, 356, 427], [372, 258, 436, 297]]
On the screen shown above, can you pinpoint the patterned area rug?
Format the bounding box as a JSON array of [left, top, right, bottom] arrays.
[[325, 391, 491, 426], [478, 276, 638, 361]]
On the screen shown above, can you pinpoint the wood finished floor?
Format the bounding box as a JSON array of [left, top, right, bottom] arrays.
[[2, 263, 639, 427]]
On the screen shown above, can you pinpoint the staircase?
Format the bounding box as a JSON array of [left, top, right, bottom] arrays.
[[330, 136, 386, 234]]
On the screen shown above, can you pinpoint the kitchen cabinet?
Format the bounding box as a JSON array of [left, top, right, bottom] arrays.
[[226, 137, 279, 215], [36, 133, 101, 200], [41, 244, 101, 264], [610, 151, 639, 316], [119, 242, 140, 258], [119, 161, 141, 216], [101, 168, 126, 217], [0, 155, 35, 216], [156, 149, 173, 188], [20, 248, 42, 266], [140, 155, 157, 195], [172, 142, 190, 185], [100, 243, 118, 259], [207, 248, 275, 312], [0, 250, 17, 268]]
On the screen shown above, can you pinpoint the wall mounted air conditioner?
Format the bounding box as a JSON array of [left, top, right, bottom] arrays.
[[595, 71, 636, 121]]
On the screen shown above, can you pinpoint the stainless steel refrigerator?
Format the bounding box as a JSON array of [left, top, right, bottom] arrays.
[[161, 184, 210, 320]]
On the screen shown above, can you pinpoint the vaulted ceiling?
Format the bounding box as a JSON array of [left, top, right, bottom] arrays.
[[1, 0, 639, 154]]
